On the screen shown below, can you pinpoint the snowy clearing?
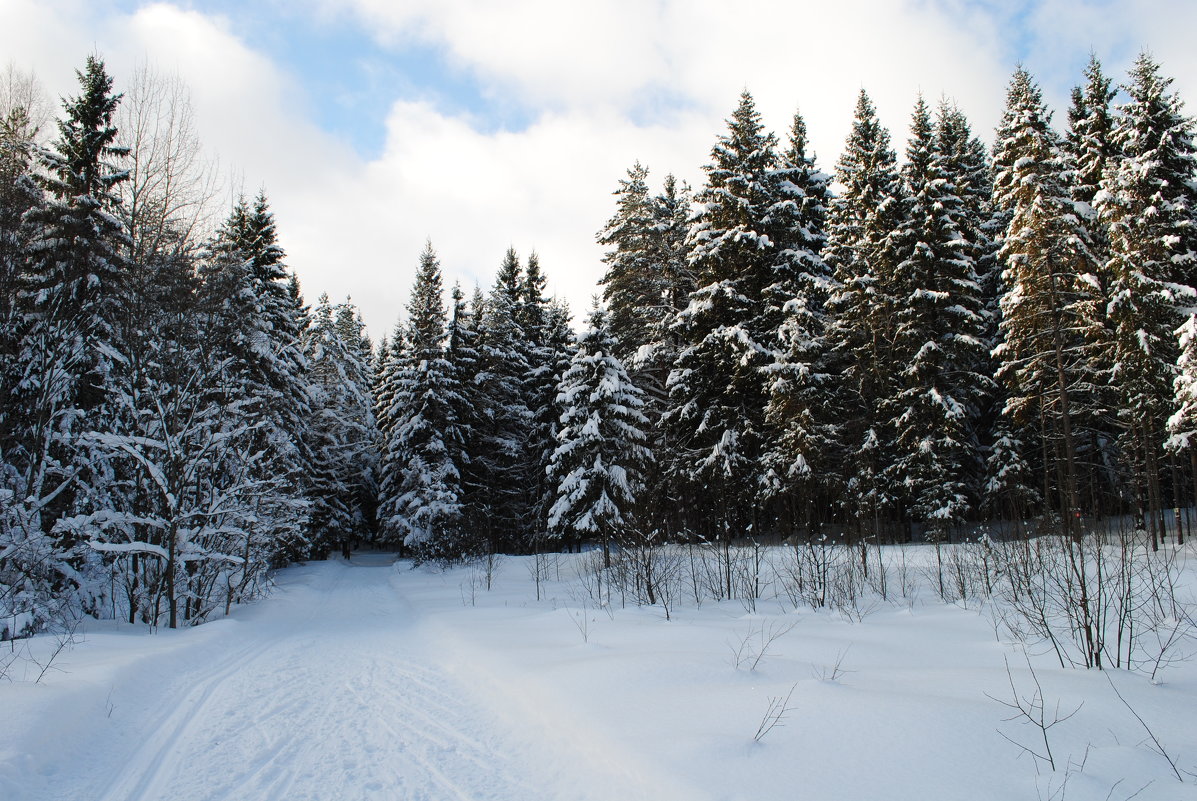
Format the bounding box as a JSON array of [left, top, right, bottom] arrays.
[[3, 546, 1197, 801]]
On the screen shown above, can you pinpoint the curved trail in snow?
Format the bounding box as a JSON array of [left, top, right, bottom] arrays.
[[31, 555, 612, 801]]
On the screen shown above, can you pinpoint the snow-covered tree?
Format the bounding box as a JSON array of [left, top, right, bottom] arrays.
[[214, 193, 313, 563], [305, 295, 379, 555], [599, 162, 658, 361], [665, 91, 784, 546], [519, 251, 570, 549], [598, 166, 693, 537], [378, 243, 471, 562], [548, 306, 652, 565], [760, 109, 837, 534], [470, 250, 533, 552], [1100, 54, 1197, 543], [824, 89, 907, 535], [992, 67, 1101, 534], [884, 96, 991, 534], [1, 57, 131, 633]]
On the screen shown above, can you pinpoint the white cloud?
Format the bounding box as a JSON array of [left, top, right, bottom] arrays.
[[4, 0, 1197, 338]]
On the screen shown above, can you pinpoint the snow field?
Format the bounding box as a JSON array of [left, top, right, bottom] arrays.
[[405, 547, 1197, 801], [2, 545, 1196, 801]]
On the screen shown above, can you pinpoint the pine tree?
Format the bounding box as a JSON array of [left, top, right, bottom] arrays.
[[1101, 54, 1197, 544], [599, 162, 658, 361], [3, 57, 131, 628], [378, 243, 471, 561], [547, 305, 652, 565], [665, 91, 784, 548], [472, 250, 532, 553], [992, 67, 1101, 535], [0, 104, 41, 458], [210, 194, 313, 564], [1061, 56, 1126, 515], [447, 284, 487, 553], [934, 102, 1012, 514], [335, 301, 381, 542], [1067, 56, 1118, 211], [305, 295, 379, 555], [373, 322, 407, 446], [597, 165, 694, 538], [518, 251, 563, 549], [824, 89, 907, 537], [20, 54, 130, 423], [886, 96, 990, 535], [760, 109, 837, 535]]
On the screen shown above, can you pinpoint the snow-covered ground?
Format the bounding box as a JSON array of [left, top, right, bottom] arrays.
[[3, 547, 1196, 801]]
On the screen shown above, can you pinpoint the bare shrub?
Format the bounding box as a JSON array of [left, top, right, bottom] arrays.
[[989, 529, 1195, 672], [728, 618, 799, 671], [753, 683, 798, 743], [987, 653, 1082, 773]]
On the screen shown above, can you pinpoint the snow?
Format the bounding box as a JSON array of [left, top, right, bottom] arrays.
[[3, 547, 1197, 801]]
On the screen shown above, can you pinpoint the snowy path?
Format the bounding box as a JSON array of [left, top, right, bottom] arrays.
[[4, 555, 653, 801]]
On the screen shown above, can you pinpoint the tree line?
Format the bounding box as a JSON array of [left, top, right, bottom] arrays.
[[378, 53, 1197, 571], [4, 50, 1196, 635]]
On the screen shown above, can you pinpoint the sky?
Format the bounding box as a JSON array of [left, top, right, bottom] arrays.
[[2, 0, 1196, 338]]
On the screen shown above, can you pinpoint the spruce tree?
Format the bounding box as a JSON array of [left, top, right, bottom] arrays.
[[472, 249, 532, 552], [305, 294, 379, 555], [1062, 56, 1124, 515], [210, 194, 313, 563], [378, 243, 471, 561], [992, 67, 1101, 535], [886, 96, 990, 534], [760, 109, 837, 535], [823, 89, 907, 537], [599, 162, 658, 361], [665, 91, 784, 548], [1100, 54, 1197, 543], [547, 305, 652, 565], [518, 251, 563, 549], [0, 104, 41, 458], [6, 56, 130, 610]]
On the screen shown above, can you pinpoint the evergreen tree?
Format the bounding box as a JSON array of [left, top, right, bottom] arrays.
[[472, 249, 532, 553], [547, 305, 652, 565], [335, 301, 381, 541], [305, 294, 379, 555], [1100, 54, 1197, 543], [597, 165, 694, 538], [448, 285, 487, 552], [934, 101, 1011, 512], [599, 167, 694, 414], [0, 104, 41, 458], [518, 251, 563, 549], [1062, 56, 1124, 515], [2, 57, 131, 629], [373, 322, 407, 446], [886, 96, 990, 534], [210, 194, 313, 563], [992, 67, 1101, 534], [599, 162, 658, 361], [1067, 55, 1118, 211], [378, 243, 471, 561], [665, 91, 785, 547], [823, 89, 907, 536], [760, 109, 837, 535]]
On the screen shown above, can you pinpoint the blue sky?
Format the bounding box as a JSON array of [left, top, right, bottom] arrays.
[[203, 2, 536, 157], [2, 0, 1196, 335]]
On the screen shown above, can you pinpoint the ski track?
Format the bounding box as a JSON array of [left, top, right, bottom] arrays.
[[86, 558, 551, 801]]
